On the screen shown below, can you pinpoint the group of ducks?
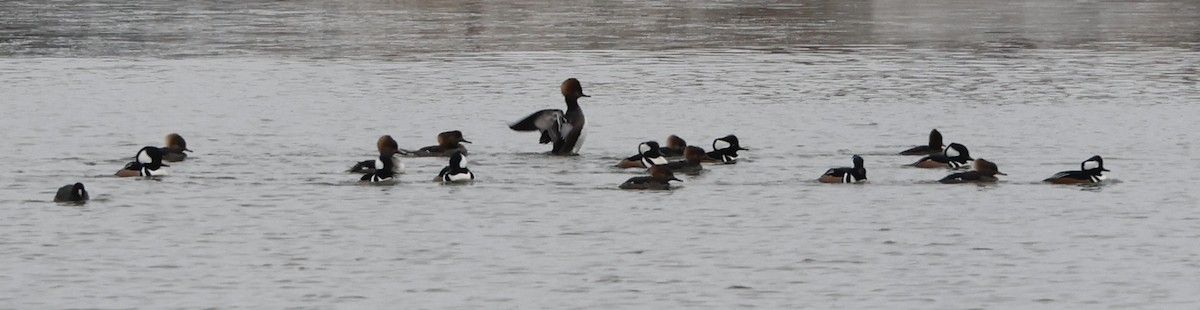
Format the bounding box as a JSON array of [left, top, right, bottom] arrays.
[[52, 78, 1112, 202]]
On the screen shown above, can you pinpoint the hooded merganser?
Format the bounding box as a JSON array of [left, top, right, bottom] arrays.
[[54, 182, 89, 202], [1044, 155, 1109, 184], [938, 158, 1006, 183], [616, 141, 668, 168], [618, 166, 682, 190], [115, 146, 170, 177], [409, 130, 471, 157], [509, 78, 589, 155], [701, 135, 749, 164], [435, 152, 476, 183], [660, 135, 688, 157], [910, 143, 972, 169], [359, 150, 399, 183], [663, 146, 705, 174], [161, 133, 192, 162], [899, 129, 944, 156], [819, 155, 867, 183], [349, 135, 405, 173]]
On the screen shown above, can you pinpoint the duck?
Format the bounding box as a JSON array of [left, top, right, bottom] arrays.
[[161, 133, 192, 162], [618, 166, 682, 190], [407, 130, 471, 157], [910, 142, 972, 169], [1044, 155, 1109, 184], [436, 152, 476, 183], [819, 155, 867, 183], [702, 135, 749, 164], [349, 135, 405, 173], [359, 150, 400, 183], [899, 129, 944, 156], [616, 141, 668, 168], [116, 146, 170, 177], [938, 158, 1006, 183], [509, 78, 589, 155], [660, 135, 688, 157], [54, 182, 90, 202], [663, 146, 705, 174]]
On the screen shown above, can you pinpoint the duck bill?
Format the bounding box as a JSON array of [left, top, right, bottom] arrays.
[[671, 177, 682, 182], [460, 140, 472, 144], [184, 149, 193, 152], [995, 172, 1007, 175], [579, 93, 590, 97]]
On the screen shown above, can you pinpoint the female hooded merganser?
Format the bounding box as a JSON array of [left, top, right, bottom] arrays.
[[161, 133, 192, 162], [702, 135, 749, 164], [938, 158, 1006, 183], [616, 141, 668, 168], [910, 143, 972, 169], [819, 155, 867, 183], [664, 146, 705, 174], [899, 129, 944, 156], [1044, 155, 1109, 184], [509, 78, 589, 155], [349, 135, 405, 173], [436, 152, 476, 183], [660, 135, 688, 157], [618, 166, 682, 190], [409, 130, 471, 157], [115, 146, 170, 177], [54, 182, 89, 202], [359, 150, 400, 183]]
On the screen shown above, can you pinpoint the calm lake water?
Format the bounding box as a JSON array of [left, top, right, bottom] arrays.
[[2, 0, 1200, 308]]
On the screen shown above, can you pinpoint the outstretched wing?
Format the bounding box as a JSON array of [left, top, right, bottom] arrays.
[[510, 109, 566, 145]]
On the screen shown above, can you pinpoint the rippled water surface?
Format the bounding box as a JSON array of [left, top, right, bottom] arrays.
[[2, 0, 1200, 308]]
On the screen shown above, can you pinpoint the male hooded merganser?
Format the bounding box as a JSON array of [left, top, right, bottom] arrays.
[[660, 135, 688, 157], [819, 155, 867, 183], [409, 130, 471, 157], [359, 150, 399, 183], [115, 146, 170, 177], [1044, 155, 1109, 184], [509, 78, 589, 155], [436, 152, 476, 183], [618, 166, 682, 190], [349, 135, 405, 173], [161, 133, 192, 162], [910, 143, 972, 169], [899, 129, 945, 156], [938, 158, 1006, 183], [54, 182, 89, 202], [701, 135, 749, 164], [616, 141, 668, 168], [664, 146, 705, 174]]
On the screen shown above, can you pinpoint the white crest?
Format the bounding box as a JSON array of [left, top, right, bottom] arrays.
[[638, 143, 651, 154], [373, 159, 384, 170], [457, 155, 469, 169], [137, 149, 152, 164], [713, 139, 732, 151], [1082, 160, 1100, 171], [944, 147, 960, 158]]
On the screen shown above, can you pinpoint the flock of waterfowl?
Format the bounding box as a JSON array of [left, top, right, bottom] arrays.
[[51, 78, 1111, 202]]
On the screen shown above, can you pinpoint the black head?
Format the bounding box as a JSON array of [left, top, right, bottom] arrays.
[[639, 141, 662, 155], [852, 155, 864, 168], [448, 152, 469, 171], [929, 129, 944, 147], [135, 146, 169, 167], [944, 143, 970, 160], [1081, 155, 1108, 172], [713, 135, 748, 152], [73, 182, 89, 199]]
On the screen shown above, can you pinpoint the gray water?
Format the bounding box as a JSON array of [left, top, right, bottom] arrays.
[[3, 0, 1200, 309]]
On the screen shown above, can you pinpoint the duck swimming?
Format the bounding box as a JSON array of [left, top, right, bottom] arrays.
[[116, 146, 169, 177], [54, 182, 89, 202], [161, 133, 192, 162], [359, 150, 400, 183], [1044, 155, 1109, 184], [408, 130, 471, 157], [436, 152, 476, 183], [702, 135, 748, 164], [910, 143, 972, 169], [509, 78, 589, 155], [349, 135, 405, 174], [938, 158, 1005, 183], [663, 146, 705, 174], [619, 166, 682, 190], [819, 155, 867, 183], [660, 135, 688, 157], [616, 141, 668, 168], [899, 129, 944, 156]]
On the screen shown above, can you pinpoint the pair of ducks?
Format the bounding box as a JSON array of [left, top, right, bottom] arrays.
[[351, 131, 474, 183], [616, 135, 750, 190], [56, 134, 192, 202], [817, 129, 1110, 184]]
